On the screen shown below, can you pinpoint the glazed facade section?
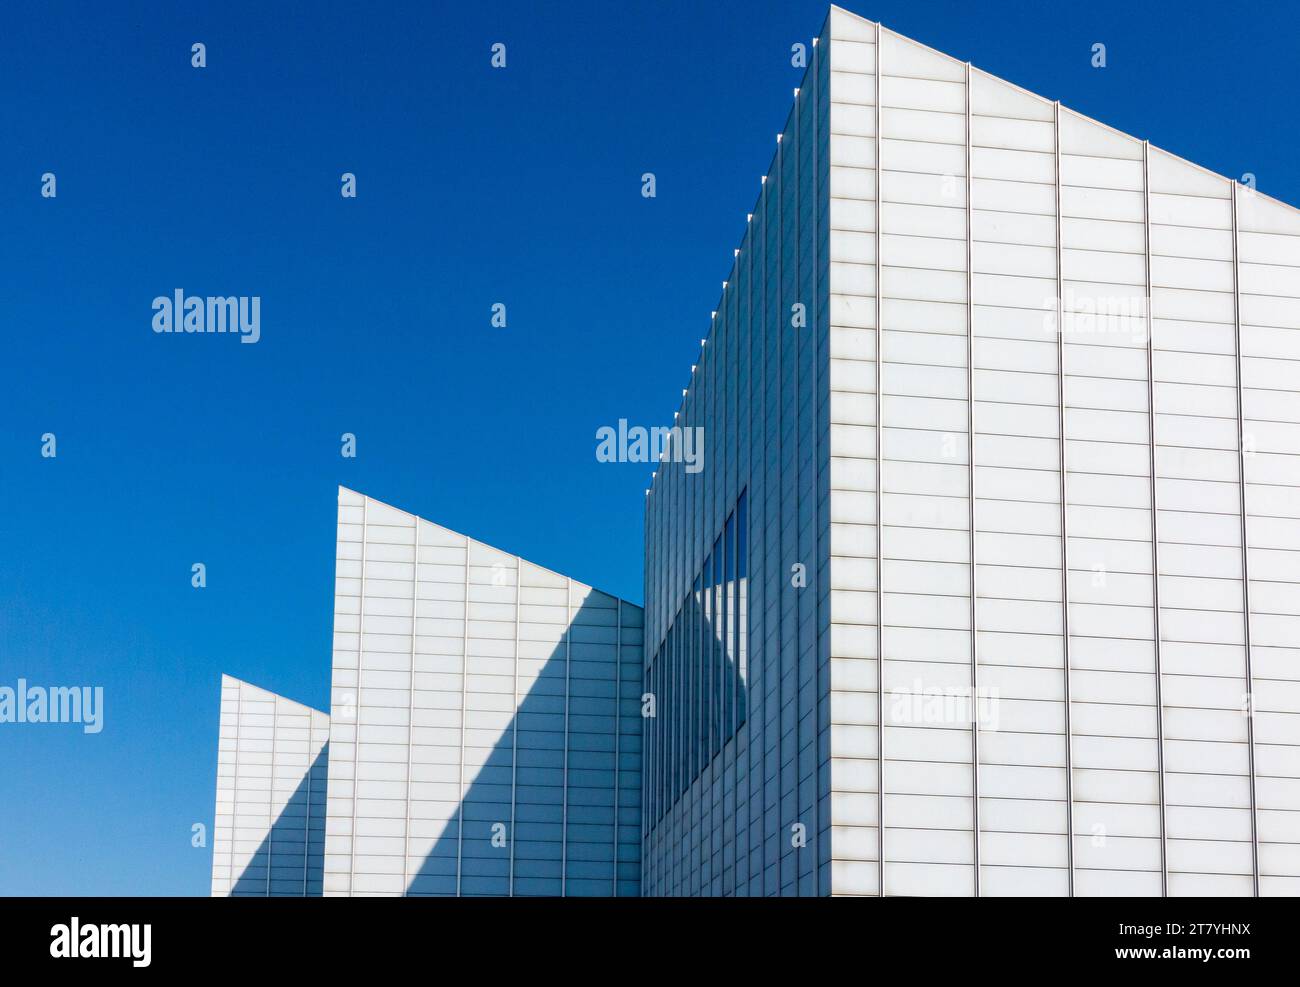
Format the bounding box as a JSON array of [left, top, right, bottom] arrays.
[[324, 489, 643, 896], [211, 676, 330, 897], [645, 4, 1300, 896], [646, 491, 749, 824], [211, 4, 1300, 899], [643, 14, 833, 897]]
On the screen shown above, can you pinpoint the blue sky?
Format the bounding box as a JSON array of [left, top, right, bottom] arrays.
[[1, 0, 1296, 895]]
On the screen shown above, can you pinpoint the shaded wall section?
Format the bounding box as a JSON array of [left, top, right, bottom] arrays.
[[211, 675, 330, 896], [642, 11, 833, 897], [323, 488, 643, 896]]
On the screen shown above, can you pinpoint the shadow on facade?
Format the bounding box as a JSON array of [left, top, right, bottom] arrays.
[[231, 598, 636, 897], [230, 745, 329, 896], [409, 598, 634, 896]]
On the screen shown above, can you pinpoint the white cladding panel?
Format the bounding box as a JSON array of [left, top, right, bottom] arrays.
[[211, 675, 329, 897], [326, 488, 643, 896], [640, 3, 1300, 897], [1238, 193, 1300, 898], [825, 4, 1300, 897]]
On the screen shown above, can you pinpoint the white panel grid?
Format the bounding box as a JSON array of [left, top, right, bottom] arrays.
[[970, 66, 1071, 899], [1237, 190, 1300, 897], [1059, 110, 1162, 898], [827, 5, 881, 898], [874, 23, 977, 900], [211, 676, 328, 897], [1150, 152, 1256, 897], [822, 4, 1300, 897], [324, 489, 642, 896]]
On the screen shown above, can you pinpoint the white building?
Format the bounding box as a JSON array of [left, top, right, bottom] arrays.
[[211, 675, 330, 896], [216, 6, 1300, 897], [323, 488, 644, 896], [213, 490, 644, 897], [642, 5, 1300, 896]]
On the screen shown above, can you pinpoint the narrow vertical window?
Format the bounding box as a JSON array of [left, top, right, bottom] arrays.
[[686, 581, 694, 784], [657, 642, 665, 822], [669, 622, 678, 803], [676, 623, 683, 806], [665, 626, 674, 811], [724, 510, 736, 740], [675, 621, 683, 802], [712, 535, 723, 758], [674, 620, 683, 800], [702, 552, 714, 763], [644, 657, 653, 827], [648, 653, 657, 824], [656, 653, 665, 822], [650, 653, 657, 822], [691, 574, 702, 785], [694, 573, 703, 778], [737, 491, 748, 727]]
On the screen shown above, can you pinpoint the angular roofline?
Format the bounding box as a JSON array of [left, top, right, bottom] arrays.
[[648, 8, 832, 503], [339, 486, 642, 611], [830, 3, 1299, 214], [219, 673, 328, 717], [646, 3, 1299, 511]]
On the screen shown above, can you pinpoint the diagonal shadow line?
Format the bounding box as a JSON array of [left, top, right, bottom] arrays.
[[640, 580, 748, 888], [231, 745, 329, 896], [407, 598, 640, 897]]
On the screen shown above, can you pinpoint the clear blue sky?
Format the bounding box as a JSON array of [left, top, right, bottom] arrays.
[[1, 0, 1296, 895]]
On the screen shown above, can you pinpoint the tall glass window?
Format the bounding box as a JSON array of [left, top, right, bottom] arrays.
[[649, 654, 657, 822], [702, 550, 714, 761], [711, 536, 723, 758], [697, 571, 706, 774], [681, 624, 691, 801], [692, 574, 701, 781], [724, 511, 736, 740], [736, 491, 748, 727], [646, 491, 749, 819], [644, 659, 652, 824], [656, 652, 664, 821], [666, 626, 675, 807]]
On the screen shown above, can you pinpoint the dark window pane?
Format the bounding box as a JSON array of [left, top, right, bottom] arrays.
[[724, 510, 736, 741], [737, 491, 748, 727]]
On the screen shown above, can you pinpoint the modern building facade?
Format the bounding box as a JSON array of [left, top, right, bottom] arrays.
[[214, 488, 643, 896], [215, 6, 1300, 896], [324, 488, 643, 896], [643, 5, 1300, 897], [211, 676, 330, 896]]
